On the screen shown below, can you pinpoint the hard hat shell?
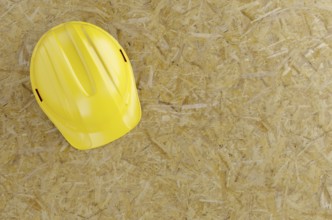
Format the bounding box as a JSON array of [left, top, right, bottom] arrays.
[[30, 21, 141, 150]]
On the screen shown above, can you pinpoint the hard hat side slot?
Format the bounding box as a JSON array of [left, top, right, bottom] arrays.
[[35, 89, 43, 102], [119, 49, 127, 62]]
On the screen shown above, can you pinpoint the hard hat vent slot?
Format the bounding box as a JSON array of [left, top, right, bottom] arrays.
[[35, 89, 43, 102], [119, 49, 127, 62]]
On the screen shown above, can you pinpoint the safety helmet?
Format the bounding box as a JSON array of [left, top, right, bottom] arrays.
[[30, 21, 141, 150]]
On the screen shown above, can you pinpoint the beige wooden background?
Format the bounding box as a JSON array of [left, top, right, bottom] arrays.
[[2, 0, 332, 219]]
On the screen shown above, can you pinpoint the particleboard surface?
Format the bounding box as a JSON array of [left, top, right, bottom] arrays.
[[2, 0, 332, 219]]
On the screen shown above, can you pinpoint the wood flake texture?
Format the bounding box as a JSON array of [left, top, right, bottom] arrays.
[[2, 0, 332, 219]]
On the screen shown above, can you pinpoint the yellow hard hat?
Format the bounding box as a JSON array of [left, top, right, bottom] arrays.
[[30, 21, 141, 150]]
